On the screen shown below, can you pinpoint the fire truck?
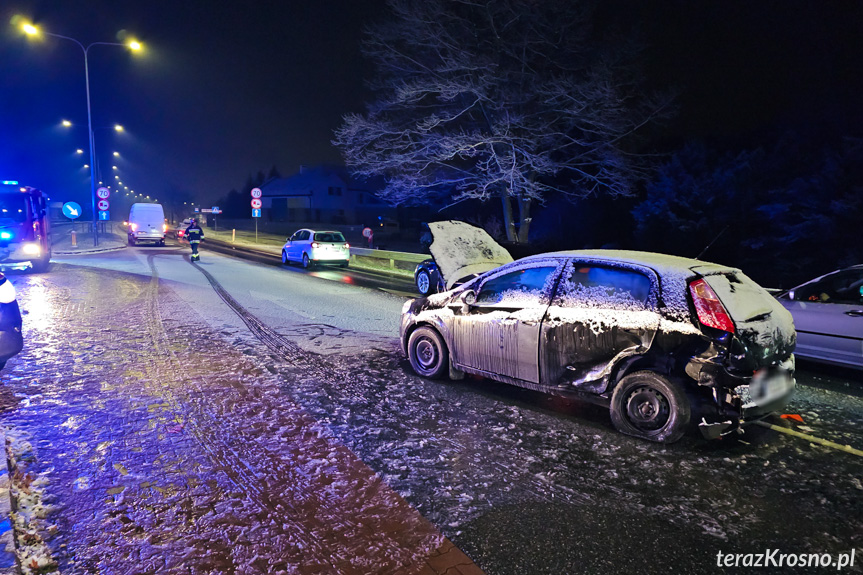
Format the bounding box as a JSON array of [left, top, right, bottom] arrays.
[[0, 181, 52, 272]]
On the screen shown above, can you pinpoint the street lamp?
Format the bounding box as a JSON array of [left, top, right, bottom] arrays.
[[21, 21, 142, 246]]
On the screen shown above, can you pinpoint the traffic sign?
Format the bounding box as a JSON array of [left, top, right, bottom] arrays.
[[252, 208, 261, 218], [200, 208, 213, 213], [362, 227, 373, 238], [62, 202, 82, 219], [98, 210, 110, 221], [96, 187, 110, 199], [251, 198, 262, 209], [97, 199, 110, 211], [211, 206, 222, 214], [250, 187, 262, 198]]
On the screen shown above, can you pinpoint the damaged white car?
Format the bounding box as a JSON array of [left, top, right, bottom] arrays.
[[400, 221, 797, 443]]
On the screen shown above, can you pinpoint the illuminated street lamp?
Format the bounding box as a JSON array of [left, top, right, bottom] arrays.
[[21, 21, 142, 246]]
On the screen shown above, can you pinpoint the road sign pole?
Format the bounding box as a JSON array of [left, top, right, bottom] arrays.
[[255, 218, 258, 244]]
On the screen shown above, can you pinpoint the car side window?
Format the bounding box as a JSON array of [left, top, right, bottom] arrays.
[[298, 231, 310, 241], [475, 265, 559, 306], [793, 271, 863, 304], [554, 263, 653, 310]]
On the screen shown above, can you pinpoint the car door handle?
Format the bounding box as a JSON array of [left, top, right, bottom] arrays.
[[845, 310, 863, 317]]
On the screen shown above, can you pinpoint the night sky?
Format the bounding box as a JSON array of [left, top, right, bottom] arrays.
[[1, 1, 861, 210]]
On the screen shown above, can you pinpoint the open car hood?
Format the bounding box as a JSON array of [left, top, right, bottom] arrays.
[[428, 221, 514, 290]]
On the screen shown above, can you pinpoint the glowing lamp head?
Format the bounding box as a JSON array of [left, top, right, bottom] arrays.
[[22, 23, 38, 36]]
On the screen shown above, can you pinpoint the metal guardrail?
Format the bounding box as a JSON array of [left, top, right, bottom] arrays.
[[349, 247, 427, 275]]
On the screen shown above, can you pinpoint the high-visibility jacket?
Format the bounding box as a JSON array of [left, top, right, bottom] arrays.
[[185, 224, 204, 243]]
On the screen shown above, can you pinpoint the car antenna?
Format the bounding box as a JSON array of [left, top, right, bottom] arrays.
[[695, 225, 729, 260]]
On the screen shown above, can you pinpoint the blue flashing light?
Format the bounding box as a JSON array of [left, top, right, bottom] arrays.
[[0, 232, 12, 240], [1, 181, 18, 185]]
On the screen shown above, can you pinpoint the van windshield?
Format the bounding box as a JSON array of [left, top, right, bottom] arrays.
[[0, 194, 27, 224]]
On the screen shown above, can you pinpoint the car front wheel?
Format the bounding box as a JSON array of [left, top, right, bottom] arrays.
[[282, 250, 289, 265], [407, 326, 449, 379], [610, 371, 690, 443]]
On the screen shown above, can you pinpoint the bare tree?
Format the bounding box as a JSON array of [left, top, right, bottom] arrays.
[[334, 0, 671, 242]]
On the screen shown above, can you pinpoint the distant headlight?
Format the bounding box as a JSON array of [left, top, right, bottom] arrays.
[[22, 242, 41, 256]]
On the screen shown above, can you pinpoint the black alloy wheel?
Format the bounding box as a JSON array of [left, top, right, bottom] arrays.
[[281, 250, 289, 265], [610, 371, 690, 443], [407, 326, 449, 379]]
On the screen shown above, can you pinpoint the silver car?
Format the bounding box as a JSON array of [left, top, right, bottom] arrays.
[[281, 229, 350, 269], [777, 265, 863, 369], [400, 221, 796, 443]]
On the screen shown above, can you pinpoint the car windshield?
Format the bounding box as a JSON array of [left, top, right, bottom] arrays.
[[314, 232, 345, 243], [0, 194, 27, 224]]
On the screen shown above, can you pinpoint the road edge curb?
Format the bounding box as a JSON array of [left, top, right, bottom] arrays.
[[0, 429, 19, 575]]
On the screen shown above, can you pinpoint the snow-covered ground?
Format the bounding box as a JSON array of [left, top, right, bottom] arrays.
[[0, 248, 860, 574]]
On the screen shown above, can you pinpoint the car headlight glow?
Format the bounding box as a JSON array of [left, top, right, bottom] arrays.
[[22, 242, 41, 256]]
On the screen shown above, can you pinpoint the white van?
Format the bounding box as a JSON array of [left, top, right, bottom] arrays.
[[128, 203, 167, 246]]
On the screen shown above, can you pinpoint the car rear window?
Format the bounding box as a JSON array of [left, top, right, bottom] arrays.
[[314, 232, 345, 243], [554, 264, 652, 310]]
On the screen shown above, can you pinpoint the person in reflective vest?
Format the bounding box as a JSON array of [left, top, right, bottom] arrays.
[[185, 218, 204, 261]]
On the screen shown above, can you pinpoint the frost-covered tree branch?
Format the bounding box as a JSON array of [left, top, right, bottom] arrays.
[[333, 0, 672, 242]]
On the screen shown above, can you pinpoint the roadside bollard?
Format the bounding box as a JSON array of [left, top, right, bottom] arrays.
[[71, 229, 77, 248], [232, 229, 236, 243]]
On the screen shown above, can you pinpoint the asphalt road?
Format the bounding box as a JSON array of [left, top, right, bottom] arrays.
[[0, 243, 860, 574]]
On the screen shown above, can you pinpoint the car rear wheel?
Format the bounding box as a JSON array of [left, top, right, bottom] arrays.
[[281, 250, 289, 265], [416, 269, 433, 296], [610, 371, 690, 443], [407, 326, 449, 379], [302, 253, 313, 269]]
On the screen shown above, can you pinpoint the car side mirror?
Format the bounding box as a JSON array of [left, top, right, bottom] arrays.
[[460, 290, 476, 305], [787, 290, 795, 300]]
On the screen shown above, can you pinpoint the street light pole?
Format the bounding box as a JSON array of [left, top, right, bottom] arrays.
[[83, 48, 99, 245], [20, 23, 141, 246]]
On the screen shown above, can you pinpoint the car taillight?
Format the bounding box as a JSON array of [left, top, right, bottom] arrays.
[[689, 278, 735, 333], [163, 224, 169, 232], [344, 243, 350, 249], [311, 242, 320, 248]]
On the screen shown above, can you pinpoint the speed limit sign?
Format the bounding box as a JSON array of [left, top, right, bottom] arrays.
[[96, 187, 110, 199], [251, 187, 262, 198]]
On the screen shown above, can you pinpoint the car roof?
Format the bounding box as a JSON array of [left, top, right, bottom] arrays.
[[522, 249, 736, 276]]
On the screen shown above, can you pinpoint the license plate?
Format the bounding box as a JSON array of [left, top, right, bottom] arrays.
[[749, 368, 792, 406]]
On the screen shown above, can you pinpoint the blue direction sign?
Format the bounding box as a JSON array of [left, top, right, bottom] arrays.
[[98, 210, 110, 221], [252, 208, 261, 218], [62, 202, 82, 219]]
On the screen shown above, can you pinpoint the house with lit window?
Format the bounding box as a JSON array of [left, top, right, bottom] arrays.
[[258, 165, 394, 225]]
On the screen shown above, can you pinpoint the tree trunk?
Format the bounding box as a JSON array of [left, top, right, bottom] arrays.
[[501, 189, 517, 242], [516, 196, 532, 243]]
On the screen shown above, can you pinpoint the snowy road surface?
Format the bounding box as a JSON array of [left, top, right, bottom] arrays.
[[0, 245, 861, 574]]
